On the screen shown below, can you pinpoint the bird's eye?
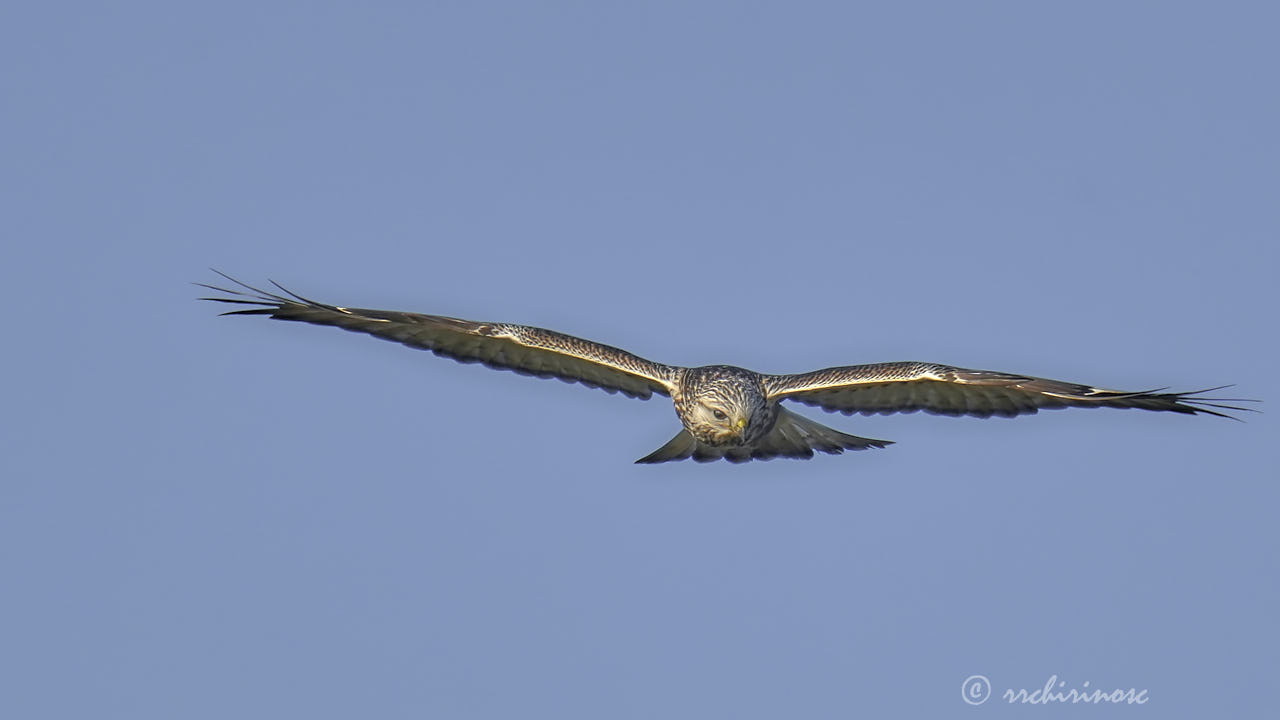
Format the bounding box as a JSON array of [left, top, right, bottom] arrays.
[[712, 409, 727, 420]]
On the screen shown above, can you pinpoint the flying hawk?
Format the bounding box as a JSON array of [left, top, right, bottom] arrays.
[[200, 272, 1253, 464]]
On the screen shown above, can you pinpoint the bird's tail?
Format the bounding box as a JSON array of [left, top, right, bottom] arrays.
[[635, 408, 892, 464]]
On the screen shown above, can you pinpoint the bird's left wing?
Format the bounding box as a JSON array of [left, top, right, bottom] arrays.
[[199, 273, 679, 399], [764, 362, 1255, 419]]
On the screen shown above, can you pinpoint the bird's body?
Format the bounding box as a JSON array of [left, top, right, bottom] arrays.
[[200, 273, 1254, 464]]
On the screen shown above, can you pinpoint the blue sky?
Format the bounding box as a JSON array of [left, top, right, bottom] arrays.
[[3, 2, 1276, 717]]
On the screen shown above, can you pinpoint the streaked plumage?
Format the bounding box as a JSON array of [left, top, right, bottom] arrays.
[[200, 272, 1256, 464]]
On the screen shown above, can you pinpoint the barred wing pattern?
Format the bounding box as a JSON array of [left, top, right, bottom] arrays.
[[764, 362, 1251, 419], [199, 274, 678, 399]]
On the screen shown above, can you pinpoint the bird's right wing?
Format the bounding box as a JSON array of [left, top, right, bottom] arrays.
[[199, 273, 679, 399]]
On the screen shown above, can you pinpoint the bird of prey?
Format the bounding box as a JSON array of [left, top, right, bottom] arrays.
[[199, 272, 1254, 464]]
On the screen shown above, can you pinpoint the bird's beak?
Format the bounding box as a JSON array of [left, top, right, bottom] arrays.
[[735, 418, 747, 433]]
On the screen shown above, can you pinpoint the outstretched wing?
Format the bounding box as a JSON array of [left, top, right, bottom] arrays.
[[199, 272, 679, 399], [764, 362, 1256, 419]]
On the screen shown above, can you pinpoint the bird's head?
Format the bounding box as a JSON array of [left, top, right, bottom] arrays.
[[681, 366, 772, 447]]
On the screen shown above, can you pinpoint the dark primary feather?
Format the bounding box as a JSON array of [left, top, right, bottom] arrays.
[[764, 362, 1258, 420], [198, 272, 676, 399]]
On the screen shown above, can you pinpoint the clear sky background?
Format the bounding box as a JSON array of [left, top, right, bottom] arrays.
[[3, 2, 1276, 718]]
